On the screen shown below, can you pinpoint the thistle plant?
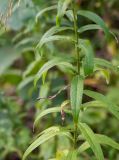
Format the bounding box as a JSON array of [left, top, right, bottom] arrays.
[[23, 0, 119, 159]]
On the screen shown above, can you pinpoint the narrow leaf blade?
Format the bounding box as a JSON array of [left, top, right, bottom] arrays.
[[78, 10, 110, 38], [70, 75, 84, 123], [78, 122, 104, 160]]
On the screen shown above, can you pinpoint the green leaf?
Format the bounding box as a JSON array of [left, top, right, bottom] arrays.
[[96, 134, 119, 150], [84, 90, 119, 120], [40, 26, 73, 40], [78, 134, 119, 153], [56, 0, 72, 26], [65, 150, 77, 160], [34, 58, 75, 86], [36, 5, 57, 23], [94, 58, 118, 72], [22, 126, 71, 160], [78, 24, 102, 33], [34, 107, 71, 129], [18, 76, 34, 91], [23, 57, 43, 77], [81, 101, 106, 110], [70, 75, 84, 123], [78, 141, 89, 153], [65, 10, 74, 22], [99, 69, 110, 84], [78, 122, 104, 160], [77, 10, 110, 38], [79, 39, 94, 76], [36, 26, 73, 49]]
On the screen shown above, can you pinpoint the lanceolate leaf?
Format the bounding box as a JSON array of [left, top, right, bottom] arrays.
[[56, 0, 72, 26], [99, 69, 110, 84], [36, 26, 73, 49], [94, 58, 119, 72], [78, 24, 102, 33], [78, 141, 89, 153], [77, 10, 110, 38], [84, 90, 119, 120], [40, 26, 73, 40], [70, 75, 84, 123], [78, 134, 119, 153], [23, 127, 71, 160], [65, 10, 74, 22], [37, 35, 73, 49], [96, 134, 119, 150], [23, 57, 43, 77], [81, 101, 106, 110], [36, 5, 57, 23], [34, 58, 75, 86], [79, 39, 94, 76], [78, 122, 104, 160], [18, 76, 34, 91], [34, 107, 71, 129]]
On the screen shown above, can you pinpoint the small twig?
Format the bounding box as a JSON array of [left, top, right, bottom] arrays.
[[37, 85, 70, 100]]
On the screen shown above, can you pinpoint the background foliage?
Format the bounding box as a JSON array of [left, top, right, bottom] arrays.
[[0, 0, 119, 160]]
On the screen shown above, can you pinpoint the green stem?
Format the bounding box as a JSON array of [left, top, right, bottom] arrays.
[[72, 1, 79, 149], [72, 1, 80, 74], [74, 123, 78, 149]]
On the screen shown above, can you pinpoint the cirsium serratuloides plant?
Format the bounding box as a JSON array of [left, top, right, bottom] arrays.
[[23, 0, 119, 159]]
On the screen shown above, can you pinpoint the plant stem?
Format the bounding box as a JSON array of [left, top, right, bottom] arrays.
[[72, 1, 80, 74], [72, 1, 80, 149], [74, 123, 78, 149]]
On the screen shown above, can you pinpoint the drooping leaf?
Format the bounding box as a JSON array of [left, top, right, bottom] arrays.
[[65, 10, 74, 22], [78, 141, 89, 153], [84, 90, 119, 120], [94, 58, 119, 72], [78, 134, 119, 153], [36, 5, 57, 23], [17, 76, 34, 91], [78, 24, 102, 33], [99, 69, 110, 84], [34, 107, 71, 129], [96, 134, 119, 150], [77, 10, 110, 38], [56, 0, 72, 26], [34, 58, 75, 86], [36, 27, 73, 48], [81, 101, 106, 110], [15, 37, 39, 48], [78, 122, 104, 160], [78, 39, 94, 76], [23, 58, 42, 77], [70, 75, 84, 123], [22, 126, 71, 160], [40, 26, 73, 41]]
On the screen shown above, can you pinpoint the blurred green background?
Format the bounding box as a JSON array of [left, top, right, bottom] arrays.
[[0, 0, 119, 160]]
